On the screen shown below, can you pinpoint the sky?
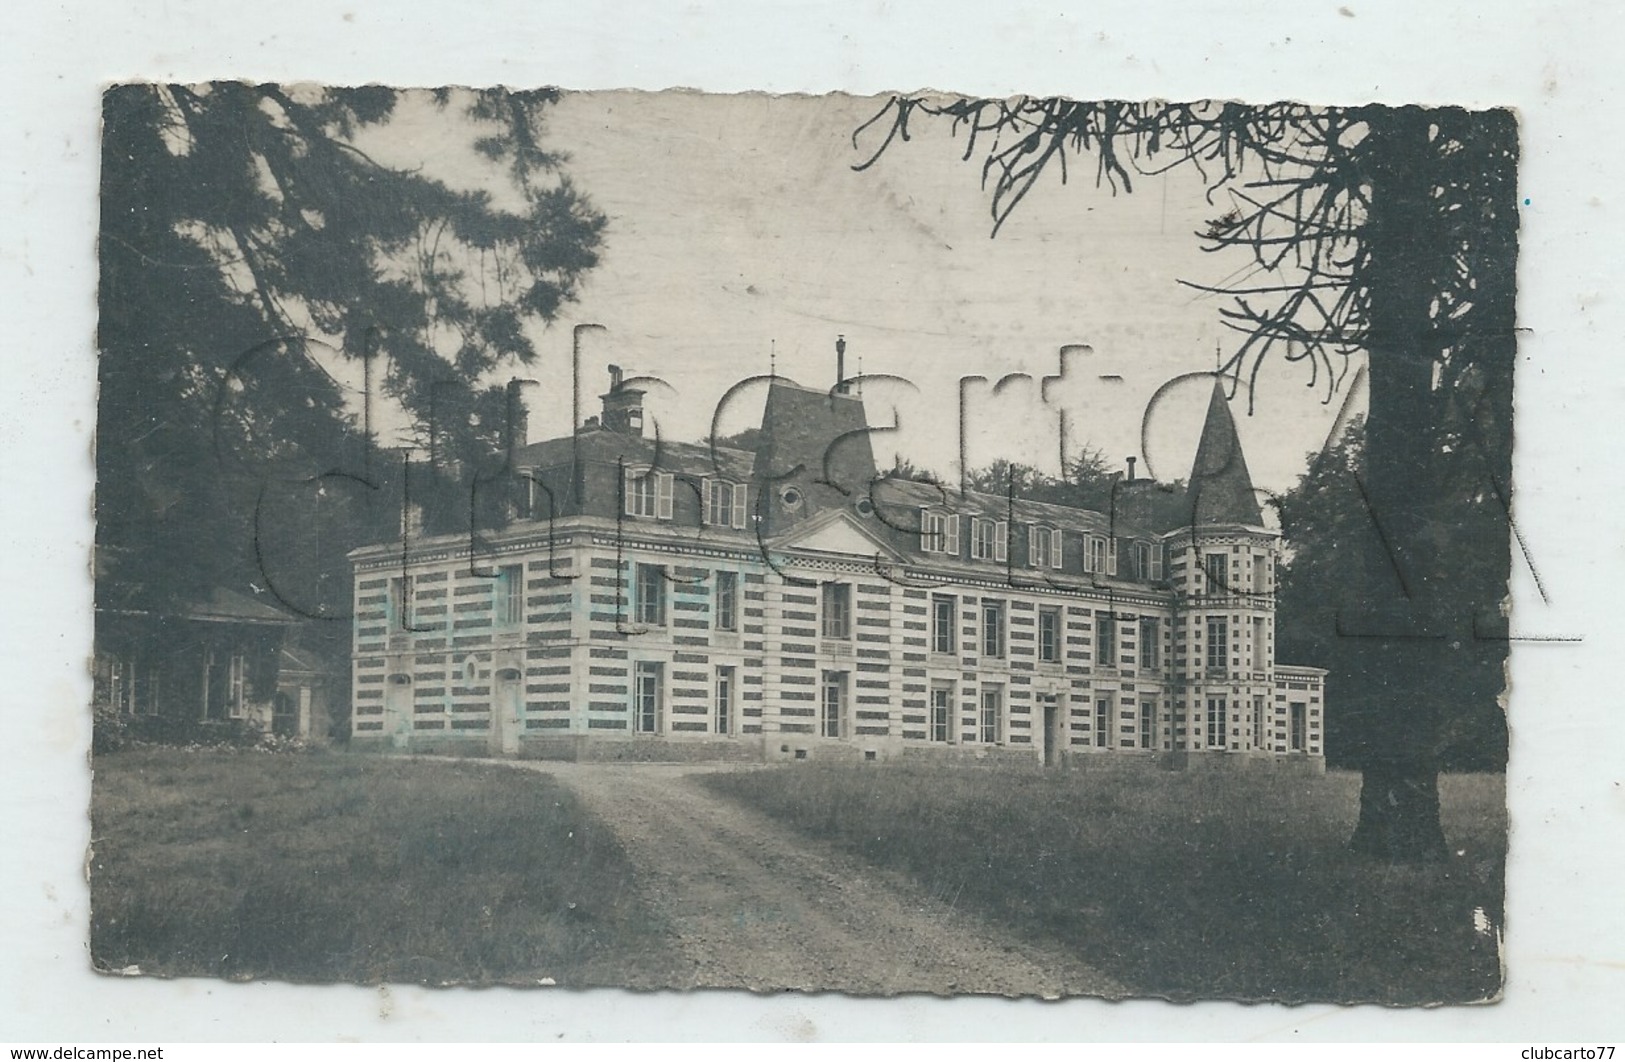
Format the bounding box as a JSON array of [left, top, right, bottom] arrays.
[[356, 89, 1366, 496]]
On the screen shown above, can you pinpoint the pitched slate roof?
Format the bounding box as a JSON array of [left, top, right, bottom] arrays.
[[1185, 379, 1264, 527], [750, 378, 877, 535], [189, 587, 298, 625], [874, 477, 1149, 538], [512, 430, 756, 481]]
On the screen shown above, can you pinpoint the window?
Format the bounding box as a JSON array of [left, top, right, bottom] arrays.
[[1038, 607, 1061, 663], [1204, 552, 1228, 591], [1094, 696, 1111, 749], [821, 582, 852, 640], [1139, 617, 1160, 670], [1252, 696, 1266, 749], [970, 517, 1007, 562], [134, 665, 159, 716], [1139, 698, 1156, 749], [1030, 526, 1062, 569], [707, 480, 747, 529], [1095, 612, 1116, 667], [931, 594, 957, 655], [919, 510, 960, 555], [1289, 702, 1307, 752], [714, 570, 739, 632], [1205, 616, 1228, 671], [227, 652, 247, 720], [715, 666, 735, 736], [1134, 541, 1165, 581], [636, 563, 667, 626], [494, 563, 523, 627], [1085, 535, 1118, 575], [1206, 695, 1227, 749], [929, 682, 954, 742], [624, 468, 674, 520], [388, 574, 414, 630], [980, 599, 1006, 659], [1253, 615, 1267, 669], [1253, 553, 1269, 593], [820, 671, 847, 738], [633, 662, 664, 734], [105, 658, 128, 715], [979, 685, 1004, 744]]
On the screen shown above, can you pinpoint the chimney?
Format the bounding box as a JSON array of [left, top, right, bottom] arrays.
[[600, 364, 646, 436], [1125, 456, 1137, 483], [835, 335, 848, 394], [505, 378, 534, 462]]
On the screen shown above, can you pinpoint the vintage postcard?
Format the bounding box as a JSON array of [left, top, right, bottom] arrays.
[[88, 85, 1513, 1004]]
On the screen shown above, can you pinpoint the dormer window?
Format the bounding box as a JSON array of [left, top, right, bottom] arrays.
[[1029, 525, 1063, 569], [706, 479, 748, 529], [624, 467, 674, 520], [1084, 534, 1118, 576], [919, 509, 961, 555], [1133, 540, 1165, 581], [969, 517, 1007, 562]]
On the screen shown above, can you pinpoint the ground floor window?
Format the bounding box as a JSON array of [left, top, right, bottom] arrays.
[[1205, 695, 1227, 749], [820, 671, 847, 739], [1290, 701, 1307, 752], [1094, 696, 1110, 749], [979, 685, 1003, 744], [1139, 698, 1156, 749], [633, 662, 664, 734], [929, 682, 953, 743], [202, 649, 248, 721], [715, 666, 735, 736], [1252, 696, 1265, 749]]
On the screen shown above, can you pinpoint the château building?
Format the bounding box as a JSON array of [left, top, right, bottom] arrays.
[[348, 350, 1326, 767]]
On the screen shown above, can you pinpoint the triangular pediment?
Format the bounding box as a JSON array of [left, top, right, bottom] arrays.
[[774, 510, 904, 561]]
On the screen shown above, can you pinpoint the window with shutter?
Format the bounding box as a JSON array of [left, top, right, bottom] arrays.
[[655, 472, 674, 520], [1107, 537, 1118, 576], [944, 513, 960, 556], [994, 520, 1008, 563], [1086, 535, 1106, 574], [731, 484, 747, 528], [1150, 543, 1165, 580], [1049, 528, 1063, 569]]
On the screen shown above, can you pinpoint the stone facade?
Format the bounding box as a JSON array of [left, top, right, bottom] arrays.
[[349, 368, 1326, 767]]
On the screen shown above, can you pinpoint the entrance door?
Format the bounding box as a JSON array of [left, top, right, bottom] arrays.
[[1042, 700, 1059, 766], [492, 668, 523, 755], [384, 674, 413, 749], [1042, 693, 1066, 767]]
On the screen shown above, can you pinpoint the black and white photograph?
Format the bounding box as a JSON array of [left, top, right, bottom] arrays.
[[88, 85, 1511, 1003], [4, 0, 1622, 1045]]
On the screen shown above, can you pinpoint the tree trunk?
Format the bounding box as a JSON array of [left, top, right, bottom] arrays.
[[1349, 758, 1448, 860], [1346, 109, 1452, 862]]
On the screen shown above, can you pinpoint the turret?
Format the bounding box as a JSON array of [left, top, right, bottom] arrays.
[[1166, 378, 1278, 757]]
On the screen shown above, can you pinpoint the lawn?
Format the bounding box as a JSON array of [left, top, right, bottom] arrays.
[[90, 749, 680, 986], [699, 764, 1506, 1004]]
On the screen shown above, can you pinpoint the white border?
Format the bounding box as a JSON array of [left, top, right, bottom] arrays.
[[3, 0, 1621, 1042]]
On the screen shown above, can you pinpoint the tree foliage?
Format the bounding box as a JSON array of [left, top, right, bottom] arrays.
[[1272, 419, 1509, 771], [97, 84, 605, 622]]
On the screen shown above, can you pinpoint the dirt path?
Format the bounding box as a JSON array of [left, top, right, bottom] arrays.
[[512, 761, 1123, 998]]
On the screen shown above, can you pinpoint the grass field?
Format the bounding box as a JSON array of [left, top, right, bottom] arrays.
[[699, 764, 1506, 1004], [90, 749, 679, 986]]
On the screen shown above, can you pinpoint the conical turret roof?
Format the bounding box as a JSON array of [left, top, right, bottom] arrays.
[[1185, 379, 1263, 527]]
